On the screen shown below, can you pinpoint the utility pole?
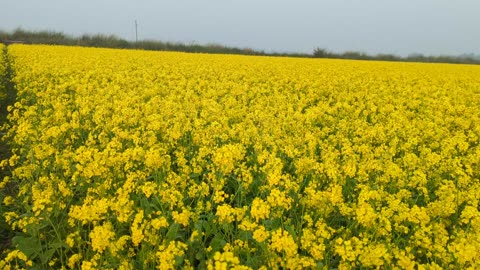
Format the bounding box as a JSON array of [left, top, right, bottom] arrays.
[[135, 20, 138, 43]]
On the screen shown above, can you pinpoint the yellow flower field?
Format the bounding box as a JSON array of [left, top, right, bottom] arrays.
[[1, 44, 480, 269]]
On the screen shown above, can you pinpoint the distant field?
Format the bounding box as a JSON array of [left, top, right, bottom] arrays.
[[1, 44, 480, 269]]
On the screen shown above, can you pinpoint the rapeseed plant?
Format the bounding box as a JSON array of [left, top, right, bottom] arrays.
[[1, 44, 480, 268]]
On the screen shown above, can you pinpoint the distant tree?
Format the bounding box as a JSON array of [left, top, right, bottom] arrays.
[[313, 48, 330, 58], [376, 54, 399, 61]]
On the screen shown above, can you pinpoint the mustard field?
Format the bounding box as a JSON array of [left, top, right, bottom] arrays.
[[1, 44, 480, 269]]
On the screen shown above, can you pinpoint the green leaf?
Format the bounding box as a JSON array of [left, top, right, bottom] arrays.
[[39, 248, 56, 264], [209, 236, 226, 252], [239, 230, 252, 241], [166, 223, 180, 241], [194, 220, 204, 233], [49, 240, 68, 250], [195, 250, 205, 261], [202, 221, 212, 235], [190, 173, 200, 179], [12, 236, 41, 259], [285, 225, 297, 239]]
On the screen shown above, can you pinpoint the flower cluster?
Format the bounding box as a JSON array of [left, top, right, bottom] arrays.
[[1, 44, 480, 269]]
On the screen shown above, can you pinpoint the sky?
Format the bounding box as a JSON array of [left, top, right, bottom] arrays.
[[1, 0, 479, 56]]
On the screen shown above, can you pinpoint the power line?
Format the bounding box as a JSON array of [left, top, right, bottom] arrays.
[[135, 20, 138, 43]]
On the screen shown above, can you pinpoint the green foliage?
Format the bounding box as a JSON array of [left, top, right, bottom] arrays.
[[0, 28, 275, 56], [312, 47, 480, 65], [4, 28, 478, 65], [0, 45, 16, 257]]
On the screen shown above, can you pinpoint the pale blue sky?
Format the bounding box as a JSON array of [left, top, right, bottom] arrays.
[[1, 0, 479, 56]]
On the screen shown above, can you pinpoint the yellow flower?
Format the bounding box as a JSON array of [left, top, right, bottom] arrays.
[[269, 229, 298, 258], [140, 182, 158, 198], [207, 251, 250, 270], [172, 208, 191, 227], [156, 241, 187, 270], [2, 196, 14, 206], [5, 43, 480, 269], [250, 198, 271, 222], [216, 204, 247, 223], [66, 232, 80, 248], [150, 217, 169, 230], [216, 204, 236, 223], [67, 254, 82, 269], [131, 210, 145, 246], [89, 222, 115, 254], [69, 197, 110, 225], [253, 226, 270, 243], [212, 144, 245, 174], [266, 188, 292, 210], [81, 261, 94, 270]]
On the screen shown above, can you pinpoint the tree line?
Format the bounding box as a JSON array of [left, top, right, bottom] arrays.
[[1, 28, 479, 65]]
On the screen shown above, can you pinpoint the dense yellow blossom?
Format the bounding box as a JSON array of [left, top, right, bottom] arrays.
[[252, 225, 270, 243], [67, 254, 82, 269], [89, 221, 115, 254], [207, 251, 251, 270], [131, 210, 145, 246], [216, 204, 235, 223], [156, 241, 187, 270], [250, 197, 271, 222], [270, 229, 298, 257], [1, 44, 480, 269]]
